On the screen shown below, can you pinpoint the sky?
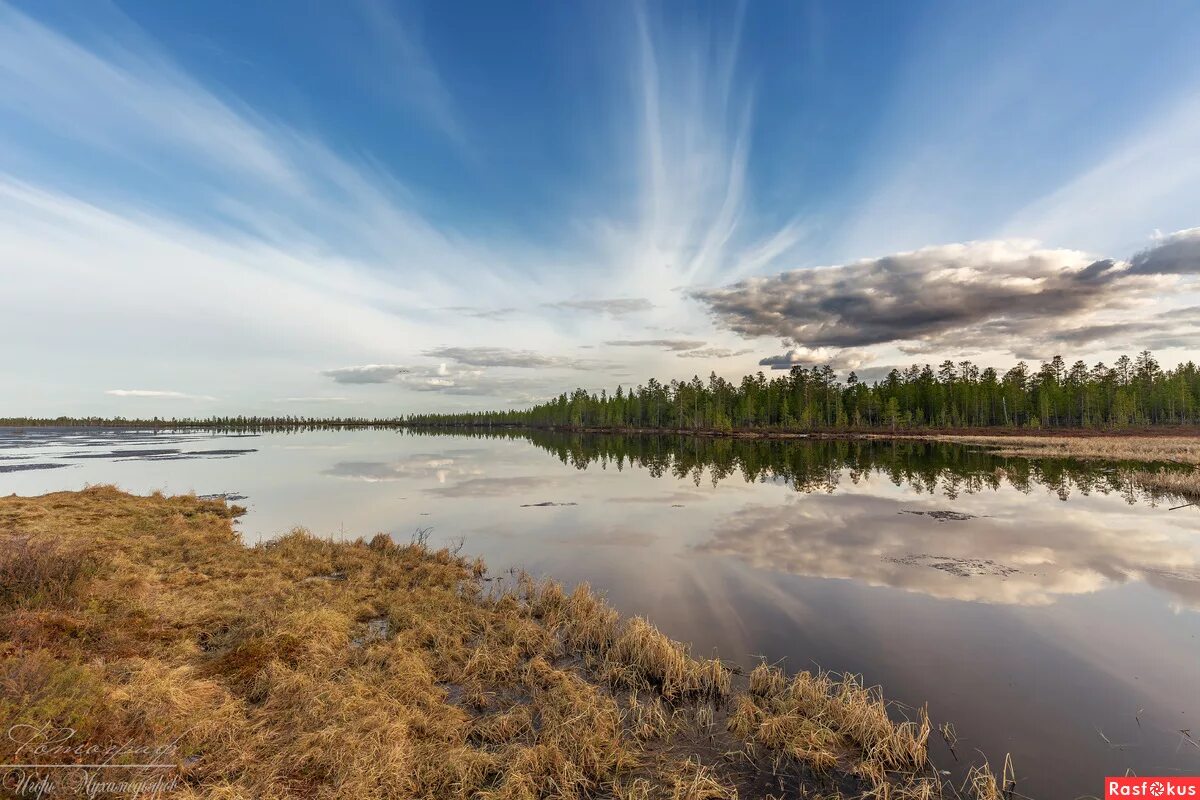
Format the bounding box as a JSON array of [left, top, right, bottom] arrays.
[[2, 0, 1199, 417]]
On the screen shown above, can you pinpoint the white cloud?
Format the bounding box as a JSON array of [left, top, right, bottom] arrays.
[[759, 348, 874, 371], [105, 389, 215, 400]]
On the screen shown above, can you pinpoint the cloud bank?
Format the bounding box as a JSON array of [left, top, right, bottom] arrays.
[[693, 232, 1200, 362]]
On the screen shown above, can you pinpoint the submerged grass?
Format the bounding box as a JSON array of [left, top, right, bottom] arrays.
[[0, 487, 1011, 798]]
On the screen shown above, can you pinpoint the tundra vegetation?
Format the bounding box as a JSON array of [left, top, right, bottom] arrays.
[[0, 487, 1013, 799]]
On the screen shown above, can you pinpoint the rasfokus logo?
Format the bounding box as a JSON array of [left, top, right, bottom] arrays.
[[1106, 778, 1200, 798]]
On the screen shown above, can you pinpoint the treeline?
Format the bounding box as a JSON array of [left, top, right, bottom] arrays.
[[406, 351, 1200, 431]]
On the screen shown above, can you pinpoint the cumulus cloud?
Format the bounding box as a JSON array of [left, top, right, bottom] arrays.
[[105, 389, 215, 400], [604, 338, 705, 351], [694, 241, 1133, 348], [543, 298, 654, 316], [693, 232, 1200, 360], [759, 347, 874, 371], [1128, 227, 1200, 275], [321, 364, 410, 384]]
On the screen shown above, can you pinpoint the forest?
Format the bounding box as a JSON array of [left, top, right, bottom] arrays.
[[406, 351, 1200, 431]]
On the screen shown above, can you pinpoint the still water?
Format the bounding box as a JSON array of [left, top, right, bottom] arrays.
[[3, 426, 1199, 798]]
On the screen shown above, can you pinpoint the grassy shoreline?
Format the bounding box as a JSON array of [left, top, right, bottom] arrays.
[[1, 488, 1012, 799]]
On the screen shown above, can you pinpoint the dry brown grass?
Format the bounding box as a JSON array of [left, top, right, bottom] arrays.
[[0, 487, 1012, 798], [1129, 466, 1200, 499], [732, 664, 935, 792], [919, 434, 1200, 465]]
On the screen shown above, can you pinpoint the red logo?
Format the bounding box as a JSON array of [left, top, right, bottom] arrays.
[[1106, 778, 1200, 798]]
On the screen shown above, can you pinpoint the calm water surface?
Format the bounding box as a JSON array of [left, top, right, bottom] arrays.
[[3, 427, 1199, 798]]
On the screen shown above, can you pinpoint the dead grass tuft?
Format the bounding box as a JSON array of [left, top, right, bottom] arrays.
[[1130, 466, 1200, 499], [728, 665, 945, 795], [0, 536, 100, 610]]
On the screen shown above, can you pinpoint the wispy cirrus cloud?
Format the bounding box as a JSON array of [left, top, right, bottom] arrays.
[[603, 339, 705, 351], [424, 346, 593, 369], [105, 389, 215, 400], [677, 346, 751, 359], [542, 298, 654, 316], [352, 0, 469, 150], [443, 306, 519, 320]]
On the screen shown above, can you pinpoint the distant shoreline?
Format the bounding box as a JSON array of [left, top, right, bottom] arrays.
[[405, 421, 1200, 440], [4, 419, 1200, 439]]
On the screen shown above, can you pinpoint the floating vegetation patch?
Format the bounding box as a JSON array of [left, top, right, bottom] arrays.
[[901, 509, 977, 521], [885, 553, 1021, 578], [0, 463, 70, 473]]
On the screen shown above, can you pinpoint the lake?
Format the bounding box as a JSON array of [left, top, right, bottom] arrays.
[[3, 426, 1199, 798]]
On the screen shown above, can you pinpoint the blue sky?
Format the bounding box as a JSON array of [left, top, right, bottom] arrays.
[[2, 0, 1199, 415]]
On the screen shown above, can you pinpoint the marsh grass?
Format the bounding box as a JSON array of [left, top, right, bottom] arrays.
[[922, 435, 1200, 465], [732, 664, 935, 792], [1129, 466, 1200, 499], [919, 434, 1200, 505], [0, 487, 1011, 798], [0, 536, 99, 610]]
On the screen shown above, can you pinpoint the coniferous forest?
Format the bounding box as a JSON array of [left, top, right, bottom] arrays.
[[406, 351, 1200, 431]]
